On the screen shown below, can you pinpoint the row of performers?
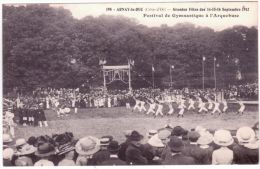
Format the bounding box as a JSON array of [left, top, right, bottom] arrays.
[[132, 96, 246, 117], [15, 103, 49, 127]]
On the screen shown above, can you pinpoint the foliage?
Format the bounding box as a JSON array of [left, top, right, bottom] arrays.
[[3, 5, 258, 92]]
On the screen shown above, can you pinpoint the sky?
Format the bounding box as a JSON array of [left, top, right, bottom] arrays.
[[50, 2, 258, 31]]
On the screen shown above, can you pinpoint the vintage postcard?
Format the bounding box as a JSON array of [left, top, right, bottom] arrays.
[[1, 0, 259, 167]]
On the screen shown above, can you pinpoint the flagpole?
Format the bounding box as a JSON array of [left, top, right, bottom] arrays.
[[202, 57, 205, 90], [152, 65, 155, 89], [214, 57, 217, 101]]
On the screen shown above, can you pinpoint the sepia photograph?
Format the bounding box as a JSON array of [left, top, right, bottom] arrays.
[[1, 0, 259, 167]]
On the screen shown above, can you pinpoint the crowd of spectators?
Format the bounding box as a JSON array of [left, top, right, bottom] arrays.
[[224, 83, 258, 100], [3, 122, 259, 166]]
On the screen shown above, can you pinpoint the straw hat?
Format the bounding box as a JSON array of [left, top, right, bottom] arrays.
[[197, 133, 213, 145], [17, 144, 37, 155], [3, 134, 13, 143], [148, 134, 165, 148], [75, 136, 100, 156], [15, 138, 27, 147], [213, 129, 234, 146], [158, 129, 171, 140], [236, 127, 256, 144], [15, 156, 33, 166]]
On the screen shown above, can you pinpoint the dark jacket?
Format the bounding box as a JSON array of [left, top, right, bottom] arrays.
[[92, 149, 110, 165], [125, 142, 148, 165], [162, 153, 196, 165], [101, 155, 126, 165], [118, 139, 130, 161], [182, 143, 201, 164], [195, 146, 213, 164], [233, 144, 259, 164]]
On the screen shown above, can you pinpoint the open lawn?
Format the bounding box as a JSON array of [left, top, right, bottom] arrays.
[[15, 104, 258, 143]]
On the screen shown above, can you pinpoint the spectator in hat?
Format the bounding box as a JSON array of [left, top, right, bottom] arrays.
[[3, 133, 14, 149], [34, 143, 55, 166], [196, 133, 214, 164], [75, 136, 100, 165], [212, 129, 234, 165], [125, 130, 148, 165], [162, 136, 196, 165], [3, 148, 14, 166], [92, 137, 111, 165], [233, 126, 259, 164], [171, 126, 186, 139], [15, 140, 37, 164], [118, 130, 132, 161], [101, 141, 126, 165], [182, 131, 201, 164], [144, 133, 166, 165]]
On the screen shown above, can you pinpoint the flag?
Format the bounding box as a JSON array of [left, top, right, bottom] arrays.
[[152, 66, 155, 72]]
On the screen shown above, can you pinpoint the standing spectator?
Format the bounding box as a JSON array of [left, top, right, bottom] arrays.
[[162, 137, 196, 165], [182, 131, 201, 164], [92, 137, 111, 165], [101, 141, 126, 165], [233, 127, 259, 164], [34, 143, 55, 166], [196, 133, 214, 164], [118, 130, 132, 161], [3, 148, 14, 166], [212, 129, 234, 164], [75, 136, 100, 165], [125, 130, 148, 165]]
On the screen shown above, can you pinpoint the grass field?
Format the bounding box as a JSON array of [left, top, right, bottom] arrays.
[[14, 104, 259, 143]]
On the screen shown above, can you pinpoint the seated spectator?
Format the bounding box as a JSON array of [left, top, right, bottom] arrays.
[[196, 133, 214, 164], [162, 136, 196, 165], [233, 126, 259, 164], [125, 130, 148, 165], [212, 129, 234, 165], [101, 141, 126, 165], [75, 136, 100, 165]]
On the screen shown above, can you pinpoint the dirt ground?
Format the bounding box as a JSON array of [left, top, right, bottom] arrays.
[[15, 104, 258, 143]]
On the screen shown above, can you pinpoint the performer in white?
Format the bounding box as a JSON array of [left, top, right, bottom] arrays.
[[222, 99, 228, 113], [107, 96, 112, 108], [177, 98, 186, 118], [155, 102, 164, 117], [207, 97, 214, 110], [167, 102, 174, 115], [237, 100, 245, 115], [187, 98, 195, 110], [139, 100, 147, 112], [211, 101, 221, 115], [146, 99, 156, 115], [198, 98, 208, 113], [133, 98, 141, 112], [46, 96, 50, 109]]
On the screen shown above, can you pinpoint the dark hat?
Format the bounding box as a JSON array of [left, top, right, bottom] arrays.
[[171, 126, 185, 137], [35, 143, 56, 157], [188, 131, 200, 142], [27, 136, 37, 146], [56, 141, 76, 156], [129, 131, 144, 141], [168, 136, 184, 152], [252, 122, 259, 130], [108, 141, 121, 153]]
